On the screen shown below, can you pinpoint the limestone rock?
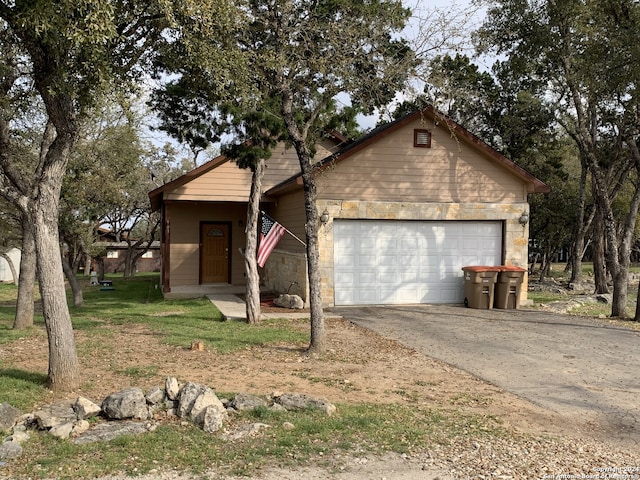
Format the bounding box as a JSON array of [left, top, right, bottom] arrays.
[[229, 393, 267, 411], [0, 440, 22, 460], [101, 387, 148, 420], [74, 396, 101, 420], [145, 386, 165, 405], [5, 429, 29, 445], [73, 421, 152, 445], [273, 294, 304, 309], [275, 393, 336, 416], [33, 401, 76, 429], [0, 403, 21, 432], [49, 422, 74, 439], [177, 382, 225, 423], [201, 405, 225, 434], [165, 377, 180, 401], [72, 420, 90, 436]]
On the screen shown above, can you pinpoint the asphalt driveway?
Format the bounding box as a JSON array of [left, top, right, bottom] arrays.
[[329, 304, 640, 445]]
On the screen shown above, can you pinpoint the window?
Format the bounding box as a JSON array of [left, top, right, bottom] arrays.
[[141, 251, 153, 259], [414, 129, 432, 148], [106, 250, 118, 258]]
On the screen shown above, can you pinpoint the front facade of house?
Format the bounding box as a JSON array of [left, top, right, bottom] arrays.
[[149, 109, 548, 306]]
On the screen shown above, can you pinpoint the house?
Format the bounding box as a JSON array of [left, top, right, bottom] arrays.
[[93, 228, 161, 274], [148, 108, 549, 306]]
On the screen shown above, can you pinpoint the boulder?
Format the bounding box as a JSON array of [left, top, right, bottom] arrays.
[[0, 403, 21, 432], [273, 294, 304, 309], [101, 388, 148, 420], [49, 422, 74, 439], [145, 386, 165, 405], [229, 393, 267, 411], [191, 389, 225, 424], [165, 377, 180, 401], [201, 405, 226, 434], [33, 401, 76, 429], [73, 421, 152, 445], [74, 397, 101, 420], [274, 393, 336, 416], [0, 441, 22, 460]]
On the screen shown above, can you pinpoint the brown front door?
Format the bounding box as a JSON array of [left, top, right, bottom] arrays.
[[200, 223, 230, 283]]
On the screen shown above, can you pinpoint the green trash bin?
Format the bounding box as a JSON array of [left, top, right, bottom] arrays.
[[494, 266, 526, 309], [462, 266, 500, 309]]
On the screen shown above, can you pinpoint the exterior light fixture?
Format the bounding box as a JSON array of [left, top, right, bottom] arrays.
[[320, 209, 330, 224], [519, 211, 529, 226]]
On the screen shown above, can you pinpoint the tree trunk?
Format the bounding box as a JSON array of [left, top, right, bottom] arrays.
[[13, 218, 36, 330], [569, 165, 589, 285], [123, 250, 136, 278], [300, 162, 325, 355], [245, 158, 265, 324], [32, 135, 81, 391], [62, 253, 83, 307], [591, 211, 609, 294], [280, 91, 326, 355]]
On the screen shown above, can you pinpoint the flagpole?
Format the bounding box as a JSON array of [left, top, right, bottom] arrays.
[[261, 210, 307, 247]]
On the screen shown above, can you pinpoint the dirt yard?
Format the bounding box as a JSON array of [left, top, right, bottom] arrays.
[[9, 312, 582, 443], [5, 302, 640, 480]]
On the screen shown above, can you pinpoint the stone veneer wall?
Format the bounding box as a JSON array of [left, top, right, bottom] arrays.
[[262, 250, 309, 306], [317, 200, 530, 307]]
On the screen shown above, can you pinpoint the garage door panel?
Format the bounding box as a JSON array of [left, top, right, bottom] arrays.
[[334, 220, 502, 305]]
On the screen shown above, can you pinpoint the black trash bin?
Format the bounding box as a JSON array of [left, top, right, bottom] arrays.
[[462, 266, 500, 309], [494, 266, 526, 309]]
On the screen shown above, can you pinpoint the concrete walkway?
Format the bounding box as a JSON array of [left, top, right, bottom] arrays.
[[207, 294, 314, 321]]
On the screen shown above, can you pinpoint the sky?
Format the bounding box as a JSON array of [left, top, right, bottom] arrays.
[[355, 0, 488, 129], [145, 0, 490, 159]]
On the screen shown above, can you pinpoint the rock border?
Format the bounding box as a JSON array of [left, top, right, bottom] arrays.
[[0, 378, 336, 462]]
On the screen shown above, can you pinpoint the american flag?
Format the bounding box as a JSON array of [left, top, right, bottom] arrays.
[[257, 212, 286, 267]]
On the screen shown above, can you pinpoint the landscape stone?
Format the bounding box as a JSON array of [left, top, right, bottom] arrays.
[[145, 386, 165, 405], [49, 422, 74, 439], [74, 396, 102, 420], [275, 393, 336, 416], [273, 294, 304, 309], [229, 393, 267, 411], [72, 420, 90, 436], [101, 387, 148, 420], [200, 405, 225, 434], [0, 441, 22, 460], [190, 388, 225, 424], [73, 421, 152, 445], [33, 401, 76, 429], [0, 403, 21, 432], [165, 377, 180, 400], [5, 430, 29, 444]]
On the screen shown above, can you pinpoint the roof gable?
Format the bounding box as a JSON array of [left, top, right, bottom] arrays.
[[266, 108, 549, 196]]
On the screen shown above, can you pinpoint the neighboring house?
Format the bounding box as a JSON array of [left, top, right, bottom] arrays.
[[0, 248, 21, 283], [94, 228, 161, 274], [149, 108, 549, 306]]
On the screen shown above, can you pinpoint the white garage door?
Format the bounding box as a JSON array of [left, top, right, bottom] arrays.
[[333, 220, 502, 305]]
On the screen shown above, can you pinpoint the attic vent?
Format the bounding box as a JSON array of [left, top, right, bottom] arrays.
[[414, 129, 432, 148]]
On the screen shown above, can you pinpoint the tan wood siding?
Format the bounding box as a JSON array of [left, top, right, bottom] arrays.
[[271, 190, 307, 254], [168, 202, 247, 286], [165, 143, 331, 204], [317, 119, 527, 203]]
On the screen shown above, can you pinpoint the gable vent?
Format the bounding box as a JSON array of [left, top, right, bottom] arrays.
[[414, 129, 432, 148]]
